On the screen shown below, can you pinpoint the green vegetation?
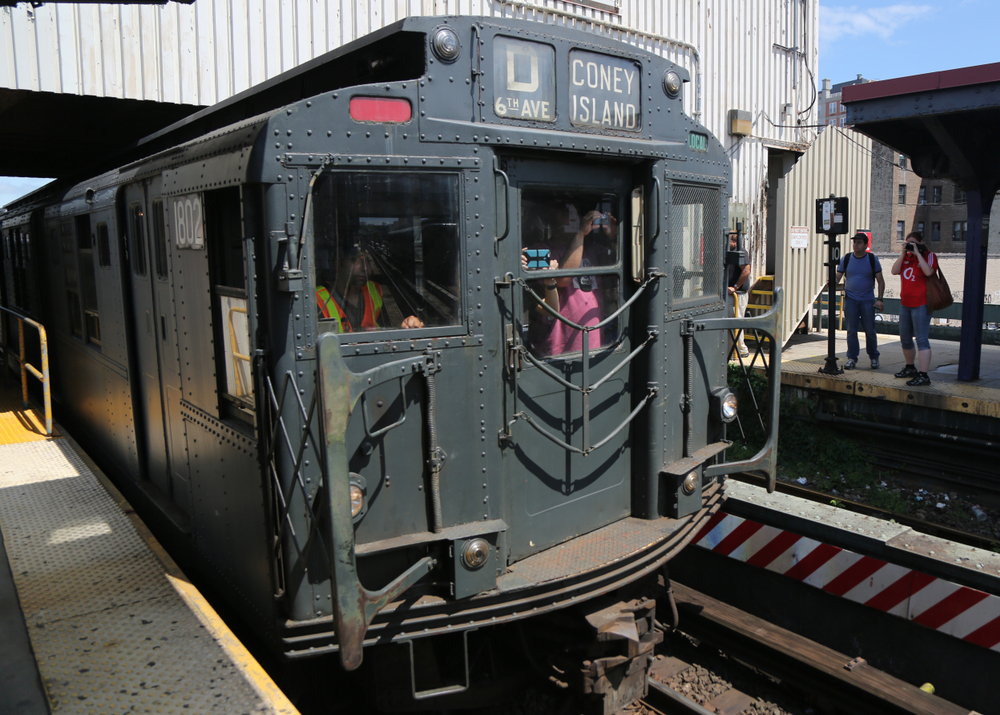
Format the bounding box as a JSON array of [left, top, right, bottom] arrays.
[[725, 364, 904, 512]]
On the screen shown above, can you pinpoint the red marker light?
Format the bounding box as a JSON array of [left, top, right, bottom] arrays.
[[349, 97, 412, 123]]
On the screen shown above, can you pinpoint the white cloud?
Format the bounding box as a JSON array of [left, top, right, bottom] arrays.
[[820, 3, 935, 43]]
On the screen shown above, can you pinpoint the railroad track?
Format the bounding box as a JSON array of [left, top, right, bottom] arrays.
[[817, 415, 1000, 506], [643, 583, 973, 715]]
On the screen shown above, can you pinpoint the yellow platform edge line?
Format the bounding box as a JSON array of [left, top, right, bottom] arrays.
[[58, 429, 301, 715]]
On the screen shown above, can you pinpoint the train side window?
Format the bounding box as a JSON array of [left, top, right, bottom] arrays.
[[312, 172, 462, 334], [668, 184, 721, 307], [203, 187, 254, 417], [75, 215, 100, 347], [96, 223, 111, 267], [519, 188, 620, 359], [152, 199, 168, 279], [62, 220, 82, 337], [128, 203, 147, 276]]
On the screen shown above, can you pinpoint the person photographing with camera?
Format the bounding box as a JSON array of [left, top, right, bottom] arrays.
[[890, 231, 936, 386]]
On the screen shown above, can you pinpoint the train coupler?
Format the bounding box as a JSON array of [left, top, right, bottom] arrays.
[[579, 597, 662, 715]]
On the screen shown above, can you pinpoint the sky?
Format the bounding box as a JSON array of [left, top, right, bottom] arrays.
[[3, 1, 999, 208], [819, 0, 1000, 85]]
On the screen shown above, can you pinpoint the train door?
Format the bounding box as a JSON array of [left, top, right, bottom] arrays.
[[123, 183, 172, 497], [499, 157, 639, 560]]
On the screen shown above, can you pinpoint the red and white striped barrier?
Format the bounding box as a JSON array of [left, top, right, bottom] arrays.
[[694, 512, 1000, 652]]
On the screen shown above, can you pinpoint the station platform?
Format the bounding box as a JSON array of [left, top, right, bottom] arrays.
[[0, 387, 299, 715], [778, 330, 1000, 421]]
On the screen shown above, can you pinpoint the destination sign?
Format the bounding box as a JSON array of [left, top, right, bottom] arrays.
[[569, 49, 641, 131], [493, 36, 556, 122]]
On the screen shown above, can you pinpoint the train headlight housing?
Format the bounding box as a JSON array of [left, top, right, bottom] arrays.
[[663, 70, 682, 98], [712, 388, 738, 423], [431, 26, 462, 63]]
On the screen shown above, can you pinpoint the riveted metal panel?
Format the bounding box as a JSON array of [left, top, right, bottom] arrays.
[[161, 149, 252, 197]]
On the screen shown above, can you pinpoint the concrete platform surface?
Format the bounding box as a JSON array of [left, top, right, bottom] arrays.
[[780, 330, 1000, 418], [0, 430, 299, 715]]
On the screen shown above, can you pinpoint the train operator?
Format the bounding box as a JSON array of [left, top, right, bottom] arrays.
[[317, 245, 424, 332]]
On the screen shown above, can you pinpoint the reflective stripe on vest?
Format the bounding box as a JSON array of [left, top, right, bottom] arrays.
[[315, 282, 383, 332]]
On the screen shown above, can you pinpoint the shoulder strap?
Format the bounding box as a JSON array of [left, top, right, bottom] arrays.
[[843, 253, 850, 270]]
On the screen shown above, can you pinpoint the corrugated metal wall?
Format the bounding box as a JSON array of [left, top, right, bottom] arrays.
[[2, 0, 820, 297], [779, 127, 873, 342]]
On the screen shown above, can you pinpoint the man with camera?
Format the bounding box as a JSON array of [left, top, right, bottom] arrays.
[[836, 232, 885, 369], [890, 231, 937, 387]]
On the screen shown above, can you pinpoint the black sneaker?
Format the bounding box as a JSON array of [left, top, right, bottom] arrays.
[[894, 365, 918, 379], [870, 358, 879, 369], [844, 358, 857, 370], [906, 372, 931, 387]]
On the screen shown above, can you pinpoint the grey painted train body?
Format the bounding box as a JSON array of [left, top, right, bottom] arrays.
[[1, 15, 780, 698]]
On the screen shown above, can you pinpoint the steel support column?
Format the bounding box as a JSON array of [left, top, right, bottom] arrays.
[[958, 188, 993, 381]]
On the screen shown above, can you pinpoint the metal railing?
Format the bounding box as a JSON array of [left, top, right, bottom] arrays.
[[0, 306, 52, 436]]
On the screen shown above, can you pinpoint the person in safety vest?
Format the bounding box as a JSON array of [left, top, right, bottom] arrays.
[[316, 245, 423, 332]]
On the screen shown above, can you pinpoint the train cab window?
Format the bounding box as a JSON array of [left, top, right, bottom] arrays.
[[311, 172, 461, 334], [203, 187, 254, 415], [128, 203, 147, 276], [668, 185, 721, 307], [152, 200, 168, 279], [519, 189, 620, 359], [96, 223, 111, 267]]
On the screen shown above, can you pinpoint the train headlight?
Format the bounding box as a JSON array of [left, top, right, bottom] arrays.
[[462, 539, 490, 570], [348, 474, 368, 520], [350, 484, 365, 517], [662, 70, 682, 98], [682, 471, 700, 495], [712, 388, 738, 423], [431, 26, 462, 63]]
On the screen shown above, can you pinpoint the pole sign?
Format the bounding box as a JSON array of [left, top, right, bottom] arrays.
[[815, 196, 848, 235]]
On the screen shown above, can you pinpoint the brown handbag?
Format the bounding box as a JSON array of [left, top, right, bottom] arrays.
[[925, 265, 953, 314]]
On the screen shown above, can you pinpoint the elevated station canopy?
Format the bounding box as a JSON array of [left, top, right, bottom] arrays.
[[843, 63, 1000, 193], [843, 63, 1000, 382]]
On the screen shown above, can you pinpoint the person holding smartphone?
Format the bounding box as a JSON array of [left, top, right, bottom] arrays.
[[890, 231, 936, 386], [522, 203, 615, 356]]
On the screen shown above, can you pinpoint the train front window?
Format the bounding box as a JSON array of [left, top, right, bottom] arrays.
[[519, 188, 620, 359], [668, 185, 721, 307], [312, 173, 461, 334]]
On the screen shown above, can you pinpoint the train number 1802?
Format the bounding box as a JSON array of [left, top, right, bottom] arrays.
[[172, 194, 205, 250]]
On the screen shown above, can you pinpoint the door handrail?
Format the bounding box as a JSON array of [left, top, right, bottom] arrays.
[[0, 306, 52, 436], [500, 271, 664, 455]]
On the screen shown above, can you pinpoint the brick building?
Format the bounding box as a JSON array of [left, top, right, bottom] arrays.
[[869, 141, 1000, 255]]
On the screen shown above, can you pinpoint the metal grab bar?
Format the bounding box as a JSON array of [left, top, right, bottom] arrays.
[[500, 271, 664, 455], [0, 306, 52, 436], [316, 333, 438, 671], [516, 269, 662, 333], [227, 306, 253, 402]]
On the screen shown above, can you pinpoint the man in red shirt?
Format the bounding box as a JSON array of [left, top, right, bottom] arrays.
[[889, 231, 936, 386]]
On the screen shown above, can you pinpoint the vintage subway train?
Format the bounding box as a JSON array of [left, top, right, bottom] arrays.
[[1, 15, 781, 711]]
